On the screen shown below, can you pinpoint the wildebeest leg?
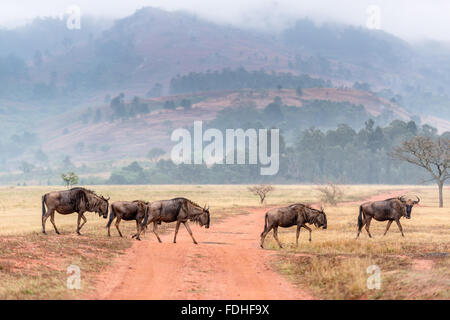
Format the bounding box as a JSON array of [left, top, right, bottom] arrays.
[[132, 221, 143, 241], [301, 224, 312, 242], [395, 219, 404, 237], [183, 222, 198, 245], [115, 217, 123, 237], [365, 217, 373, 238], [153, 221, 162, 243], [260, 225, 273, 248], [384, 220, 393, 236], [76, 213, 83, 235], [42, 209, 53, 234], [273, 226, 283, 248], [296, 225, 301, 247], [49, 210, 60, 235], [173, 221, 181, 243], [131, 221, 140, 239], [78, 214, 87, 233], [356, 219, 366, 239]]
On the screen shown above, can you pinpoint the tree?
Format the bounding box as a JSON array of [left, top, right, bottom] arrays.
[[33, 50, 43, 67], [21, 161, 35, 174], [146, 83, 163, 98], [248, 185, 274, 204], [296, 86, 303, 97], [164, 100, 176, 110], [62, 156, 73, 168], [316, 183, 344, 206], [147, 148, 166, 161], [392, 136, 449, 207], [61, 172, 79, 188], [180, 99, 192, 110], [110, 93, 126, 118]]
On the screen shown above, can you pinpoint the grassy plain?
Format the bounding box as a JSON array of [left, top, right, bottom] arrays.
[[0, 184, 448, 299]]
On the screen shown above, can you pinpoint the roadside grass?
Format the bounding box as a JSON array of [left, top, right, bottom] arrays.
[[0, 224, 134, 299], [263, 186, 450, 299]]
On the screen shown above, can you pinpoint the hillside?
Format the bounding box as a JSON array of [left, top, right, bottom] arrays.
[[1, 6, 450, 182], [1, 7, 450, 118], [34, 87, 449, 165]]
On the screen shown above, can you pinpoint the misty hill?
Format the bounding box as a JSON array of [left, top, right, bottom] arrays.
[[0, 7, 449, 117], [29, 87, 423, 163], [1, 6, 450, 183]]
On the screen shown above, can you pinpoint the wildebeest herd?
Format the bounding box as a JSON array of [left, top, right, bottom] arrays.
[[42, 187, 210, 243], [41, 187, 420, 247]]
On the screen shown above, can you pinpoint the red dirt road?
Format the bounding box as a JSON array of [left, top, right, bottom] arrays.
[[90, 207, 313, 300]]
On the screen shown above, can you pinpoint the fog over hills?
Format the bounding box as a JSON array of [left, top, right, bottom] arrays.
[[0, 6, 449, 184]]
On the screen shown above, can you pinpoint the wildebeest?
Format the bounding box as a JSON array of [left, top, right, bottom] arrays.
[[42, 187, 109, 235], [107, 200, 149, 240], [356, 195, 420, 238], [138, 197, 210, 244], [260, 203, 327, 248]]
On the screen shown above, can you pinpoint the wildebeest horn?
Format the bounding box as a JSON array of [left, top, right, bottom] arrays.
[[414, 196, 420, 203], [399, 195, 407, 202]]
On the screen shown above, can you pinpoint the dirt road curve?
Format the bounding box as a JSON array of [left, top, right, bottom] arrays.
[[90, 206, 313, 300]]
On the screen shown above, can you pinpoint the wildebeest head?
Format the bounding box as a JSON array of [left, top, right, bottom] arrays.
[[98, 196, 110, 218], [199, 204, 210, 229], [399, 196, 420, 219], [314, 207, 327, 229]]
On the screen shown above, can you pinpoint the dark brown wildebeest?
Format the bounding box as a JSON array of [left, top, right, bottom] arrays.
[[42, 187, 109, 235], [138, 197, 210, 244], [107, 200, 149, 240], [356, 195, 420, 238], [260, 203, 327, 248]]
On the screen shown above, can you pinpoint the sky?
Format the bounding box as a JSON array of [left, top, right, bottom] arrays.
[[1, 0, 449, 42]]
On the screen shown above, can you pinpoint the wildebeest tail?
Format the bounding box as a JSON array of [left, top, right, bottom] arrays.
[[106, 204, 115, 228], [358, 206, 363, 229], [42, 194, 47, 218], [261, 213, 268, 236]]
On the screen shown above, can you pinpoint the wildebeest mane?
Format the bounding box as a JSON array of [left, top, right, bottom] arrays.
[[69, 188, 89, 212], [171, 197, 203, 209], [132, 200, 149, 205], [289, 203, 321, 212], [69, 187, 103, 198], [68, 187, 108, 212]]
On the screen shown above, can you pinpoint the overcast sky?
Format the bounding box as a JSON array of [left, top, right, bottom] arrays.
[[1, 0, 449, 42]]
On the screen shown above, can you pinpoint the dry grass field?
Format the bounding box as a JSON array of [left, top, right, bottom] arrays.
[[0, 184, 448, 299]]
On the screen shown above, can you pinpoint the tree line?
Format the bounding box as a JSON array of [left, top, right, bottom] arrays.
[[106, 119, 449, 186], [169, 67, 331, 94]]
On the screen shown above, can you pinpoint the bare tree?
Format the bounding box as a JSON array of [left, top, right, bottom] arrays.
[[391, 136, 449, 207], [316, 183, 344, 206], [248, 185, 274, 204]]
